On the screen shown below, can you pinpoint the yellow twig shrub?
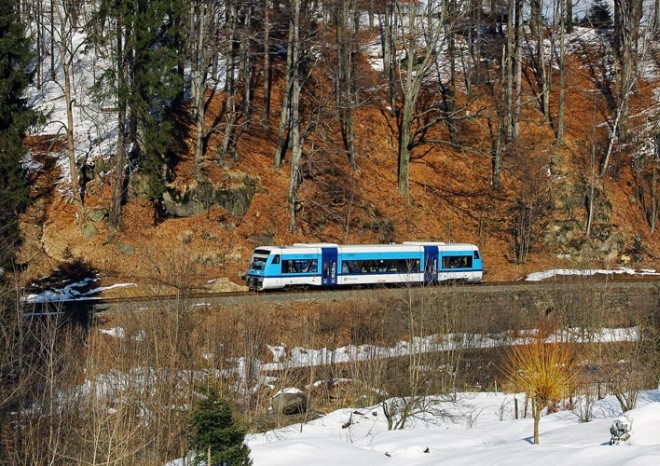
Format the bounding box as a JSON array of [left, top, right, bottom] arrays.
[[504, 340, 580, 444]]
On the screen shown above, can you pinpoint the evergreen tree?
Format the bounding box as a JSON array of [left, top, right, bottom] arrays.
[[91, 0, 184, 224], [129, 0, 184, 200], [189, 390, 252, 466], [586, 0, 613, 28], [0, 0, 40, 267]]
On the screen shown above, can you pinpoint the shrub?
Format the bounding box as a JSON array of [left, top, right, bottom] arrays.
[[503, 339, 580, 444]]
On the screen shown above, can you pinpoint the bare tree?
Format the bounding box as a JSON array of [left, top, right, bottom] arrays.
[[286, 0, 303, 233], [556, 0, 567, 142], [52, 0, 85, 221], [612, 0, 643, 141], [333, 0, 359, 171], [394, 0, 447, 198], [106, 5, 130, 230], [189, 0, 218, 179], [261, 0, 273, 125], [380, 0, 397, 116]]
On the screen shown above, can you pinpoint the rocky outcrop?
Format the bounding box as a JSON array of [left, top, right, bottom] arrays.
[[162, 173, 259, 218], [545, 180, 626, 262]]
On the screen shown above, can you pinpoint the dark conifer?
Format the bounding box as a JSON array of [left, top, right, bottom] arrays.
[[189, 390, 252, 466], [586, 0, 613, 28], [0, 0, 40, 267], [91, 0, 184, 216]]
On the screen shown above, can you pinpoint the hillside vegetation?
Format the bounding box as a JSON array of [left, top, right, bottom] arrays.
[[11, 0, 660, 288]]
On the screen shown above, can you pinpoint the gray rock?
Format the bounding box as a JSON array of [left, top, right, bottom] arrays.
[[88, 208, 109, 223], [118, 243, 135, 255], [248, 230, 275, 246], [82, 222, 97, 239], [161, 175, 259, 218], [271, 389, 309, 415]]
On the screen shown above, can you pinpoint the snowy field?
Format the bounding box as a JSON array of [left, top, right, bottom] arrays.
[[244, 390, 660, 466]]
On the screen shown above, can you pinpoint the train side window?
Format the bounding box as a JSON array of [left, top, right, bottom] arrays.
[[307, 259, 318, 273], [272, 255, 280, 264], [442, 256, 472, 269], [473, 251, 480, 259]]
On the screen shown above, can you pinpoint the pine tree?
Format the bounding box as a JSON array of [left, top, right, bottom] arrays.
[[91, 0, 184, 228], [0, 0, 40, 267], [189, 390, 252, 466], [586, 0, 613, 28], [129, 0, 184, 200]]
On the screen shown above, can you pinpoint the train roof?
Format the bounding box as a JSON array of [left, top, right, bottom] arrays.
[[338, 244, 423, 253], [252, 242, 480, 255], [252, 246, 321, 255], [292, 243, 339, 247], [439, 243, 480, 251], [403, 241, 446, 245]]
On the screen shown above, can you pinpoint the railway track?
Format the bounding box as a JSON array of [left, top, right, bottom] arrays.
[[23, 274, 660, 316]]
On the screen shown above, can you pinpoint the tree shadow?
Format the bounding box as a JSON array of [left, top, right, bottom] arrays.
[[572, 29, 617, 112], [24, 259, 100, 328]]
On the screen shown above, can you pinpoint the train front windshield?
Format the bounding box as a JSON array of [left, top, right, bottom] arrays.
[[249, 249, 271, 272]]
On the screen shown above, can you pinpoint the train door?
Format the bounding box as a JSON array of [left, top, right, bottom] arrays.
[[321, 247, 338, 286], [423, 246, 438, 285]]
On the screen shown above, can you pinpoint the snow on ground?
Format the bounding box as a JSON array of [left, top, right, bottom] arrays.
[[524, 267, 660, 281], [24, 279, 136, 303], [246, 390, 660, 466]]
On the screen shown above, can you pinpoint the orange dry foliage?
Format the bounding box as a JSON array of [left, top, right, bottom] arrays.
[[17, 25, 660, 290]]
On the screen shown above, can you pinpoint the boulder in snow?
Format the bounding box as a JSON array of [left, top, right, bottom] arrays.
[[271, 388, 309, 415]]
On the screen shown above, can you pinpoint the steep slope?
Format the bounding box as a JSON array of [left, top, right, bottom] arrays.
[[17, 26, 660, 290]]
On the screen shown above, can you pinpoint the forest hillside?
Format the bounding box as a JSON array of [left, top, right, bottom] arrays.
[[9, 0, 660, 289]]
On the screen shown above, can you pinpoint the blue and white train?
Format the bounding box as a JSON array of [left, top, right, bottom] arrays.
[[243, 241, 483, 291]]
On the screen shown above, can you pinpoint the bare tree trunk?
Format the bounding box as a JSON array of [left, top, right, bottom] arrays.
[[445, 0, 458, 145], [53, 0, 84, 221], [368, 0, 374, 28], [191, 0, 211, 179], [109, 16, 128, 231], [586, 127, 597, 236], [398, 96, 415, 198], [557, 0, 566, 142], [533, 402, 541, 444], [540, 12, 549, 119], [613, 0, 643, 140], [238, 1, 255, 123], [261, 0, 272, 125], [492, 45, 507, 191], [274, 22, 294, 168], [220, 0, 238, 161], [532, 0, 549, 119], [380, 1, 396, 116], [336, 0, 358, 171], [506, 0, 514, 141], [287, 0, 302, 233], [36, 0, 43, 88], [652, 146, 658, 233], [395, 1, 442, 198], [530, 0, 540, 36], [50, 0, 55, 81], [512, 0, 522, 142]]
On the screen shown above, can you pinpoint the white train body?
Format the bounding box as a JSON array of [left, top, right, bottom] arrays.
[[244, 242, 483, 291]]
